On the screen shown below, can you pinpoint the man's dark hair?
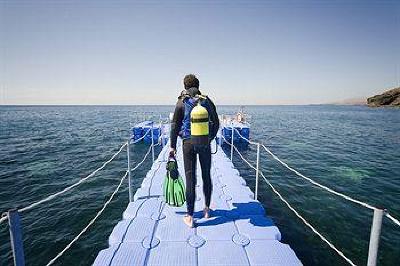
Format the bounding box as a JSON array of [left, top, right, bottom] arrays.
[[183, 74, 199, 89]]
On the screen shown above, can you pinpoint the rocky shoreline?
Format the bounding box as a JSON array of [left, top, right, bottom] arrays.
[[367, 87, 400, 107]]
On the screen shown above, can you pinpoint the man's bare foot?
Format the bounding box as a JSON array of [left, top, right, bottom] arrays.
[[203, 207, 211, 219], [183, 215, 194, 228]]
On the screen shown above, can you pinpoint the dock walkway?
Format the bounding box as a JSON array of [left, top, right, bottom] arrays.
[[93, 140, 301, 265]]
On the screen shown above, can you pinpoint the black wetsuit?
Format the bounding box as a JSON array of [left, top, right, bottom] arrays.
[[170, 87, 217, 216]]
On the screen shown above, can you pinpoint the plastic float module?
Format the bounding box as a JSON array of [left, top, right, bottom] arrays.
[[93, 139, 302, 266]]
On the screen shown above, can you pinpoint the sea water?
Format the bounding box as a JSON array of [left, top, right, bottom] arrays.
[[0, 105, 399, 265]]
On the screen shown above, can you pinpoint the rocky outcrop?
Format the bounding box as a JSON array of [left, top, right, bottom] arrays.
[[367, 87, 400, 107]]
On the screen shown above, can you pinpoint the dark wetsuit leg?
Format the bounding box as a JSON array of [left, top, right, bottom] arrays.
[[183, 141, 213, 216], [198, 145, 212, 208], [183, 140, 197, 216]]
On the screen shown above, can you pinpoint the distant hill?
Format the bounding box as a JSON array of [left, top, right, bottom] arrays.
[[367, 87, 400, 107], [331, 98, 366, 105]]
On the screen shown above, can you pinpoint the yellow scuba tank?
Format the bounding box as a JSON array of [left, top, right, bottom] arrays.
[[190, 101, 209, 146]]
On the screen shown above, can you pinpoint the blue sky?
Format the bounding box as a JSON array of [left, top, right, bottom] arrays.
[[1, 0, 399, 105]]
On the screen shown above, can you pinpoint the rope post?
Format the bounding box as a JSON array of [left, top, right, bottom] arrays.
[[161, 123, 165, 148], [159, 116, 164, 148], [367, 208, 385, 266], [127, 140, 133, 202], [151, 122, 155, 162], [8, 209, 25, 266], [255, 143, 260, 200], [218, 129, 222, 148], [230, 124, 234, 161]]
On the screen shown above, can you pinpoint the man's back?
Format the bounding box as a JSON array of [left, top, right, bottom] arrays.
[[169, 74, 218, 228]]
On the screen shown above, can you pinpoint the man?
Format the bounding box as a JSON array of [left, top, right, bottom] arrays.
[[170, 74, 219, 227]]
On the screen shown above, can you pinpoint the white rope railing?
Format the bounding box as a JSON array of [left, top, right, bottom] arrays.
[[259, 170, 357, 266], [223, 135, 257, 169], [260, 143, 378, 210], [46, 170, 128, 266], [230, 127, 259, 146], [46, 142, 154, 265], [131, 141, 154, 172], [231, 127, 400, 227], [0, 128, 157, 225], [221, 134, 356, 265], [232, 128, 376, 209], [0, 141, 128, 224], [385, 213, 400, 227], [131, 127, 152, 144]]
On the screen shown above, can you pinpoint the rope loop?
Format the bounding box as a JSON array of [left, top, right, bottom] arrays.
[[0, 141, 128, 224], [228, 128, 400, 227], [221, 134, 356, 265], [46, 142, 154, 265]]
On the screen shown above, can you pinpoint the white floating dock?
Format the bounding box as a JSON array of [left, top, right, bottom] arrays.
[[93, 140, 302, 265]]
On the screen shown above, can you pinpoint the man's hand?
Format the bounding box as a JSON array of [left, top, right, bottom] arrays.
[[169, 148, 176, 158]]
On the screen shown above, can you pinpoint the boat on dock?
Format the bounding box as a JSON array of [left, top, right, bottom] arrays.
[[218, 108, 251, 146], [93, 138, 302, 266]]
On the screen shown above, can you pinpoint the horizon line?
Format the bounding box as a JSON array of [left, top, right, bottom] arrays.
[[0, 103, 367, 107]]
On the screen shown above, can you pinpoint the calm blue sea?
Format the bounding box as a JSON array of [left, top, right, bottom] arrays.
[[0, 105, 399, 266]]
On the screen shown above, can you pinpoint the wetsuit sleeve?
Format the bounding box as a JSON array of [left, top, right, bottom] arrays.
[[211, 98, 219, 130], [207, 97, 220, 140], [170, 99, 184, 149]]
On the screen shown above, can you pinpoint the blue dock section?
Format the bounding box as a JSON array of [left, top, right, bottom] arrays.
[[93, 140, 302, 265], [217, 121, 250, 146], [131, 121, 161, 144]]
